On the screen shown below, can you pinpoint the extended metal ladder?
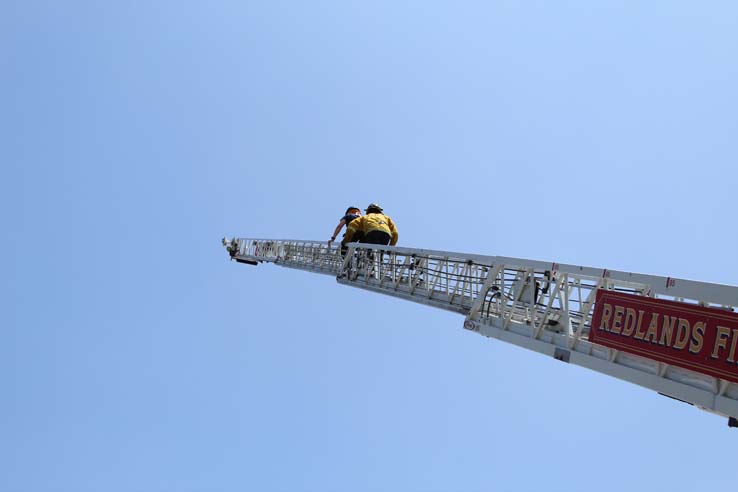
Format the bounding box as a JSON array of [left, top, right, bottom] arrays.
[[222, 237, 738, 425]]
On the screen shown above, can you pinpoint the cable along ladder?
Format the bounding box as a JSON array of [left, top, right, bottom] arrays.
[[223, 237, 738, 426]]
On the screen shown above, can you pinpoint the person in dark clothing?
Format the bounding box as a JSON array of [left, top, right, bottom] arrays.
[[329, 206, 364, 253]]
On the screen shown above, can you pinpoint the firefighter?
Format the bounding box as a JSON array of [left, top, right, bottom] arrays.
[[342, 203, 398, 247]]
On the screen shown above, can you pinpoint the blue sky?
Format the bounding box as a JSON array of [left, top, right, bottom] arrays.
[[5, 1, 738, 491]]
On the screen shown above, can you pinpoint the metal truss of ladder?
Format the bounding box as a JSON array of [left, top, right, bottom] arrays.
[[223, 237, 738, 424]]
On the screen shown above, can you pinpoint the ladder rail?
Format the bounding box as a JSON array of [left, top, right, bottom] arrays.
[[223, 236, 738, 423]]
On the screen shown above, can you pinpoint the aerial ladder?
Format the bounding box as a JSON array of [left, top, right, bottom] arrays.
[[222, 237, 738, 426]]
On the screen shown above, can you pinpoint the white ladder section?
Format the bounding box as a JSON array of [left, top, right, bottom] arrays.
[[223, 237, 738, 425]]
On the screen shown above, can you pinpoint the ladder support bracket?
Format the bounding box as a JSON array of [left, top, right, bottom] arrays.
[[554, 347, 571, 363]]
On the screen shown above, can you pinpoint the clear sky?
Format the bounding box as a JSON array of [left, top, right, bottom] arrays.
[[5, 1, 738, 491]]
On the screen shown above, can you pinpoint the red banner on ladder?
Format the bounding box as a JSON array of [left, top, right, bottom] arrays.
[[590, 290, 738, 384]]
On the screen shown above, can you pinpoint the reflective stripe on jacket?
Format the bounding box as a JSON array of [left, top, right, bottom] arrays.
[[344, 213, 398, 246]]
